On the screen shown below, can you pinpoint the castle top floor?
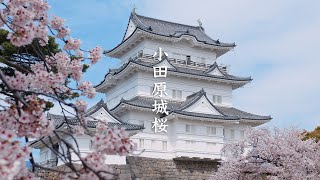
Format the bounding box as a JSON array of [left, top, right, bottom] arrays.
[[105, 12, 236, 66]]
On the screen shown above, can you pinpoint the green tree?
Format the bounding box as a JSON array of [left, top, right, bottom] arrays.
[[303, 126, 320, 142]]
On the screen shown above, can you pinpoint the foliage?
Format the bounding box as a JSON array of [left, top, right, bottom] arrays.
[[303, 126, 320, 142]]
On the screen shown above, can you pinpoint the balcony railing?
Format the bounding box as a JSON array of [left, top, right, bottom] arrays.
[[129, 51, 229, 73]]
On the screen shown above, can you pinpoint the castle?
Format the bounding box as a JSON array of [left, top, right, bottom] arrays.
[[31, 12, 271, 167]]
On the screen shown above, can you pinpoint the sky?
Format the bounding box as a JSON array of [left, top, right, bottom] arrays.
[[47, 0, 320, 131]]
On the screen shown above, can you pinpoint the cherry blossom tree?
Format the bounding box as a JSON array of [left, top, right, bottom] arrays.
[[212, 128, 320, 180], [0, 0, 134, 179]]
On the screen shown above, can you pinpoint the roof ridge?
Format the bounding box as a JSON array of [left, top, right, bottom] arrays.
[[135, 13, 201, 30], [185, 88, 205, 99], [152, 58, 178, 70], [204, 62, 227, 77], [178, 88, 225, 115]]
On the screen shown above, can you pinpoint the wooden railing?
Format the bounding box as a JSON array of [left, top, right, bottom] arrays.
[[129, 51, 229, 72]]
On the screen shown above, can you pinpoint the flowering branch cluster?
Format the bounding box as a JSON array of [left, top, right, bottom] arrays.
[[212, 128, 320, 180], [0, 0, 131, 179], [61, 120, 135, 179]]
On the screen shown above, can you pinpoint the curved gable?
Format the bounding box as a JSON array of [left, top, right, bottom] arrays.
[[123, 20, 136, 41], [87, 107, 121, 123], [184, 95, 222, 115]]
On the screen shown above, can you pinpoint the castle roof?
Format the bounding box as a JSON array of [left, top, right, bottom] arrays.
[[48, 100, 144, 131], [95, 58, 252, 91], [111, 89, 271, 124], [106, 13, 235, 58], [128, 13, 235, 47]]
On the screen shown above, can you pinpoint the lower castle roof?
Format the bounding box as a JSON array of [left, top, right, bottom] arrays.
[[48, 113, 144, 131], [95, 58, 252, 91], [111, 89, 271, 121]]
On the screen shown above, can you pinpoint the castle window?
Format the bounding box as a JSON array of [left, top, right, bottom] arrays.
[[186, 55, 191, 65], [172, 90, 182, 99], [186, 124, 196, 133], [177, 90, 182, 99], [207, 127, 216, 135], [186, 140, 195, 150], [172, 90, 176, 98], [213, 95, 222, 104], [89, 140, 93, 150], [44, 151, 48, 161], [186, 124, 191, 133], [230, 130, 235, 139], [162, 141, 167, 151], [240, 130, 245, 139], [139, 139, 144, 149]]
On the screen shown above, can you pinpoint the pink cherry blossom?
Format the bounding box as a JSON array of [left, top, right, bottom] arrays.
[[64, 37, 81, 50], [7, 26, 35, 47], [77, 152, 113, 180], [212, 128, 320, 180], [50, 15, 64, 30], [89, 46, 103, 64], [12, 7, 33, 26], [75, 99, 87, 112], [0, 140, 31, 180], [78, 81, 96, 98], [0, 0, 116, 178], [56, 27, 70, 38], [93, 124, 135, 156]]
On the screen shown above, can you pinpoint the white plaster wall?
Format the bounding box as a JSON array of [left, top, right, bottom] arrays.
[[86, 108, 119, 123], [39, 147, 51, 163], [118, 109, 249, 160], [57, 135, 126, 165], [141, 39, 217, 64], [136, 71, 233, 106], [120, 41, 145, 64], [119, 39, 217, 65], [123, 20, 136, 41], [105, 70, 233, 109], [184, 96, 222, 115], [105, 73, 139, 109], [223, 123, 249, 141]]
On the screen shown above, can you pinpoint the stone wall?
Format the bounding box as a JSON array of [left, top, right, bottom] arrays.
[[36, 156, 219, 180], [124, 156, 218, 180]]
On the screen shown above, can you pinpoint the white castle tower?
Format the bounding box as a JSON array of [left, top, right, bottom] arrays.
[[95, 12, 271, 161], [31, 12, 271, 167]]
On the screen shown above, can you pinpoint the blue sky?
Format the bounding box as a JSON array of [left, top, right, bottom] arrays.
[[47, 0, 320, 131]]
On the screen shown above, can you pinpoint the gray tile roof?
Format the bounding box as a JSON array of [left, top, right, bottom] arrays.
[[112, 90, 271, 121], [48, 113, 144, 131], [48, 100, 144, 131], [117, 96, 181, 111], [95, 58, 251, 89], [129, 13, 235, 47]]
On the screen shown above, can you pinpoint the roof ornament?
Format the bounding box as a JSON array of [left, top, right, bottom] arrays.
[[197, 19, 202, 27], [132, 4, 137, 14], [197, 19, 205, 31], [98, 99, 104, 105]]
